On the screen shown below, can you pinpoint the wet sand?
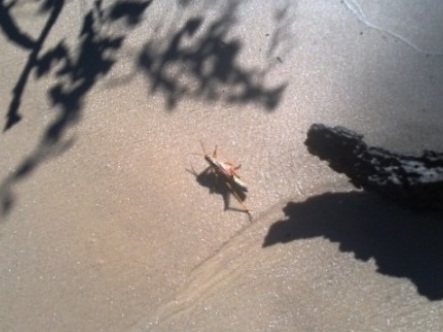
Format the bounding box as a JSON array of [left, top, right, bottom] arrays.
[[1, 0, 443, 331]]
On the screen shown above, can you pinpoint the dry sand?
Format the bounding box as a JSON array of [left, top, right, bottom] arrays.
[[1, 0, 443, 331]]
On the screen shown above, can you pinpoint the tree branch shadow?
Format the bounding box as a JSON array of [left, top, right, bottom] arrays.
[[263, 191, 443, 301], [0, 0, 152, 217], [0, 0, 292, 217], [3, 0, 65, 131], [0, 0, 36, 50], [137, 0, 288, 111]]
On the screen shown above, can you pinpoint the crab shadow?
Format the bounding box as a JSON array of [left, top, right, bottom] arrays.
[[263, 191, 443, 301]]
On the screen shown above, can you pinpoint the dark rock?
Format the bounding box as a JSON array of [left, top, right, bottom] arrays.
[[305, 123, 443, 209]]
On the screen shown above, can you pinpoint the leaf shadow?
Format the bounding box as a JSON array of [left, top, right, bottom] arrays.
[[0, 0, 153, 217], [137, 1, 288, 111], [263, 191, 443, 301], [0, 0, 292, 217]]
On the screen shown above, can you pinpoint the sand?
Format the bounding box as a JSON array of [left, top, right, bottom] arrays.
[[1, 0, 443, 331]]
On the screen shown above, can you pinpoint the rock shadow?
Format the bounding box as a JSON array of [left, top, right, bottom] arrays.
[[263, 191, 443, 301]]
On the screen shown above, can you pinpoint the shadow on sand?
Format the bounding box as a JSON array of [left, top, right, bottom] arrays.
[[0, 0, 152, 217], [1, 0, 292, 217], [137, 0, 287, 110], [263, 191, 443, 301], [187, 165, 250, 218]]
